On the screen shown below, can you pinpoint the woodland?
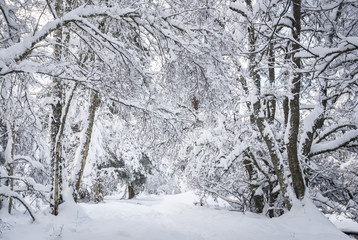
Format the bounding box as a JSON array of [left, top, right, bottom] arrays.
[[0, 0, 358, 236]]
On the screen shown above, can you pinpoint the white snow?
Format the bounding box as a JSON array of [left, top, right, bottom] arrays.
[[230, 2, 249, 18], [346, 36, 358, 47], [329, 214, 358, 234], [0, 5, 137, 75], [311, 129, 358, 155], [1, 192, 351, 240]]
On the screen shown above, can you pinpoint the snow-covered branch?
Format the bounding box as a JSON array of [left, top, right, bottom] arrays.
[[310, 129, 358, 156], [0, 186, 36, 222], [314, 124, 357, 144], [0, 5, 138, 74]]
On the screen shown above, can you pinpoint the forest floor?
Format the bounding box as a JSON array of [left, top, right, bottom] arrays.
[[1, 192, 356, 240]]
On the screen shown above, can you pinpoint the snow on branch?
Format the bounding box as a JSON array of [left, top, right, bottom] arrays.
[[299, 105, 324, 155], [0, 5, 138, 74], [314, 123, 357, 144], [0, 186, 36, 222], [0, 175, 48, 193], [229, 2, 249, 18], [0, 0, 20, 35], [14, 155, 46, 172], [310, 129, 358, 156], [314, 43, 358, 77]]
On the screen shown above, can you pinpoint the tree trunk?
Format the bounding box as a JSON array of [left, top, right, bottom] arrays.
[[50, 0, 79, 215], [243, 154, 264, 213], [286, 0, 305, 200], [93, 165, 103, 203], [267, 42, 276, 124], [243, 0, 292, 208], [74, 91, 100, 202], [49, 0, 64, 216], [51, 83, 77, 215], [50, 98, 63, 216], [128, 185, 135, 199], [4, 122, 15, 214]]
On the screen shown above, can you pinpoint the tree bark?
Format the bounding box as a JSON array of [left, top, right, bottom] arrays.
[[243, 0, 292, 209], [267, 42, 276, 124], [128, 185, 135, 199], [50, 97, 63, 216], [243, 151, 264, 213], [50, 0, 66, 215], [4, 122, 15, 214], [74, 91, 99, 202], [286, 0, 306, 200], [93, 165, 103, 203]]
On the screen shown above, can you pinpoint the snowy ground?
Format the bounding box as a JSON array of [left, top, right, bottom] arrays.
[[1, 192, 354, 240]]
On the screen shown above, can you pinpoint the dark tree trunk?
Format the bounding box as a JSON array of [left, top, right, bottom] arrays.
[[243, 154, 264, 213], [267, 42, 276, 124], [286, 0, 306, 200], [128, 185, 135, 199]]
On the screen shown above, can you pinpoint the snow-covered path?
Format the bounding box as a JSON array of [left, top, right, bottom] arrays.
[[1, 193, 351, 240]]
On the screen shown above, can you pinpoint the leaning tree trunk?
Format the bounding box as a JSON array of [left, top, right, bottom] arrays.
[[74, 91, 100, 202]]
